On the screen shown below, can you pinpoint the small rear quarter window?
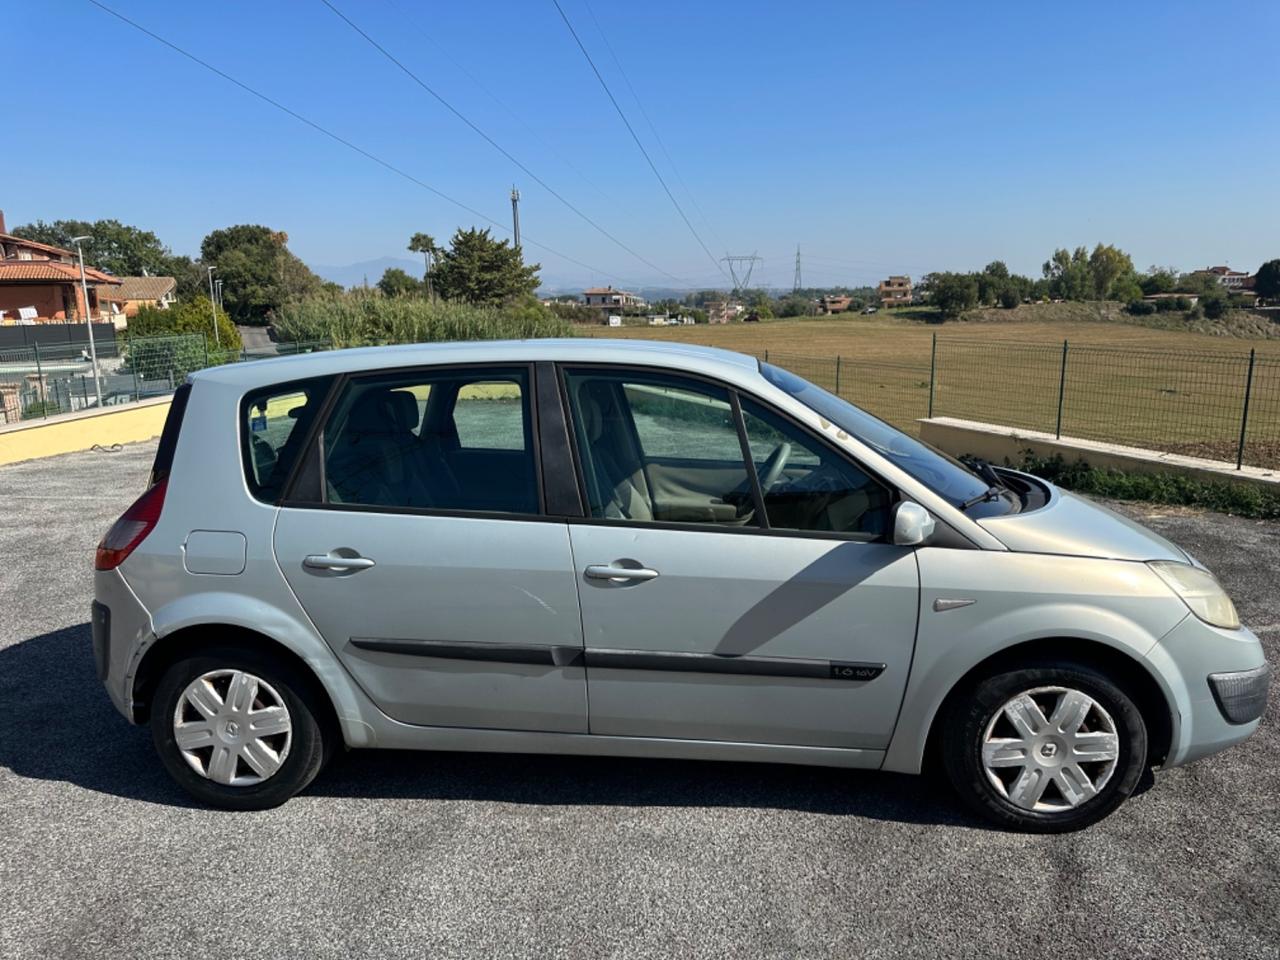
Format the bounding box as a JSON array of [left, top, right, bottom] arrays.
[[241, 377, 332, 502]]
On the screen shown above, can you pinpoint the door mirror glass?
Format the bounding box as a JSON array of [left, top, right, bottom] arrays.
[[892, 501, 935, 546]]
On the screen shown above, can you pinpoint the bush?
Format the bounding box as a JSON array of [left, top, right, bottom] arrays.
[[1015, 452, 1280, 520], [131, 297, 241, 352], [998, 287, 1020, 309], [272, 289, 574, 348], [1202, 295, 1228, 320], [124, 334, 209, 386], [1126, 299, 1156, 315], [21, 399, 63, 420]]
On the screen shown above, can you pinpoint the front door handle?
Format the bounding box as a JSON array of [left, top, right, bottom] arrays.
[[584, 563, 660, 583], [303, 552, 376, 572]]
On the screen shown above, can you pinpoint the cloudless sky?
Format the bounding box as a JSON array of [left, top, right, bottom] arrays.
[[6, 0, 1279, 290]]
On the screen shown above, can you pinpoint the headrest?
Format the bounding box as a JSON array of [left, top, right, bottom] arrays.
[[386, 390, 420, 433], [344, 389, 406, 436]]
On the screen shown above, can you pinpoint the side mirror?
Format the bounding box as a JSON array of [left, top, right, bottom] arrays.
[[892, 501, 936, 546]]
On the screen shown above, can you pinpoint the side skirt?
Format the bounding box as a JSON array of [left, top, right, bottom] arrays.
[[356, 719, 886, 770]]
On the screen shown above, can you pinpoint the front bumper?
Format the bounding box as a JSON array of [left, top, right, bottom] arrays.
[[1149, 616, 1269, 768]]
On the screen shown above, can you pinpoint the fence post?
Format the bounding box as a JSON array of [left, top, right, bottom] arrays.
[[202, 333, 210, 369], [33, 342, 46, 418], [1236, 348, 1256, 470], [132, 357, 140, 402], [1055, 339, 1069, 438], [927, 332, 937, 418], [764, 349, 769, 364], [834, 355, 842, 395], [81, 375, 89, 410]]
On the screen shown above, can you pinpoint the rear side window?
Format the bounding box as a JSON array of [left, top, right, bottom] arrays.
[[320, 366, 539, 514], [241, 377, 332, 503]]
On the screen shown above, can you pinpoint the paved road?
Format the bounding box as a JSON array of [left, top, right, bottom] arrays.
[[1, 443, 1276, 959]]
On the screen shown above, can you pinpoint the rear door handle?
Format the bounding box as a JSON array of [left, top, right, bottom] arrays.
[[584, 563, 660, 582], [303, 552, 376, 571]]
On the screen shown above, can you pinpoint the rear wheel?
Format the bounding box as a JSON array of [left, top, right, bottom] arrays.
[[942, 661, 1148, 832], [150, 648, 328, 810]]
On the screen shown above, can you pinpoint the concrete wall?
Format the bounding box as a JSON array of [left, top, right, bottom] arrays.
[[0, 397, 171, 467], [918, 417, 1279, 489]]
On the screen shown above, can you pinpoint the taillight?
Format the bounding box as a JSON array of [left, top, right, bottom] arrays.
[[95, 479, 167, 571]]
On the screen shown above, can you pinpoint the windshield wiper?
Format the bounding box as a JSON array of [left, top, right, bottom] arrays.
[[961, 456, 1004, 489], [959, 486, 1001, 511]]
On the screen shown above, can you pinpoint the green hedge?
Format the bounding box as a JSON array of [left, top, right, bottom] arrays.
[[1015, 452, 1280, 520]]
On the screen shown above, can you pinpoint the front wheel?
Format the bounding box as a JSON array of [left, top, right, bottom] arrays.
[[150, 648, 328, 810], [942, 661, 1148, 832]]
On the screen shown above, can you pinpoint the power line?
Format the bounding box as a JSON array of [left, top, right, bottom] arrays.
[[580, 0, 728, 255], [319, 0, 686, 284], [550, 0, 730, 284], [84, 0, 651, 289], [381, 0, 614, 208]]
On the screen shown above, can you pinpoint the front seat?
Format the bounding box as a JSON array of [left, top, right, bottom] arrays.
[[577, 383, 653, 521]]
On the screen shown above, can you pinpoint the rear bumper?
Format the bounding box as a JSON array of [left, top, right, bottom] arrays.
[[93, 567, 153, 723]]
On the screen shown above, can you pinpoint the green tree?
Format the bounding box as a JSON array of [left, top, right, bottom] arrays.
[[377, 267, 423, 298], [924, 272, 979, 320], [1253, 259, 1280, 301], [1087, 243, 1134, 299], [200, 225, 322, 324], [13, 218, 175, 276], [408, 232, 438, 298], [1042, 247, 1093, 300], [432, 227, 541, 306], [1139, 266, 1178, 296]]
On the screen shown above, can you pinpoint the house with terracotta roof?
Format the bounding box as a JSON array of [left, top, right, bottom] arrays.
[[111, 275, 178, 317], [0, 211, 122, 325]]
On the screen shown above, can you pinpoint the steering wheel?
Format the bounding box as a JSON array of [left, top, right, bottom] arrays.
[[756, 442, 792, 493]]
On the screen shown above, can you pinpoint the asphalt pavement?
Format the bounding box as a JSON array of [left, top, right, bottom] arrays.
[[1, 442, 1276, 959]]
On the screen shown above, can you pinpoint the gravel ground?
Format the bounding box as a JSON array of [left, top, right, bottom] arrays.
[[1, 442, 1276, 960]]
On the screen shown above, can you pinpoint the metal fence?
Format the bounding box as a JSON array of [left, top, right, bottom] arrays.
[[762, 335, 1280, 471], [0, 334, 330, 425], [5, 329, 1277, 472]]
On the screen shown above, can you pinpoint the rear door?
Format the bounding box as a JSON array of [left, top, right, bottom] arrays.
[[268, 364, 587, 733], [562, 366, 920, 751]]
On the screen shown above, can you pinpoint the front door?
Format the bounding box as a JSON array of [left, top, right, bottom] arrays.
[[562, 367, 919, 750], [270, 365, 587, 733]]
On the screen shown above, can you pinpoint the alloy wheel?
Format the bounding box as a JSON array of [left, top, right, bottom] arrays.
[[980, 685, 1120, 812], [172, 669, 293, 786]]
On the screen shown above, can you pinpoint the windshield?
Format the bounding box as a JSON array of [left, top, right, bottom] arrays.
[[761, 362, 1015, 518]]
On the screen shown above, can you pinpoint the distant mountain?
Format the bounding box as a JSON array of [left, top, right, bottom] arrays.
[[310, 256, 423, 289]]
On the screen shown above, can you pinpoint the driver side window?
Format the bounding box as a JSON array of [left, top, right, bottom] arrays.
[[739, 398, 891, 537], [563, 370, 758, 527]]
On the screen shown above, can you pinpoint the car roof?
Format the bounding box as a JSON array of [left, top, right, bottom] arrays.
[[192, 338, 762, 389]]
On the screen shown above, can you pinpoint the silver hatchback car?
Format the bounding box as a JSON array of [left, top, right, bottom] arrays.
[[93, 340, 1269, 830]]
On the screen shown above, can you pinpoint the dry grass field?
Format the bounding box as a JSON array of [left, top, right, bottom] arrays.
[[582, 310, 1280, 467]]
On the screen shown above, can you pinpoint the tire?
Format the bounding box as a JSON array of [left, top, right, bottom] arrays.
[[941, 660, 1148, 833], [150, 646, 329, 810]]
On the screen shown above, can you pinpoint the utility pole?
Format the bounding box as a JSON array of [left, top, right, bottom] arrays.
[[510, 186, 521, 253], [206, 266, 220, 348], [70, 236, 103, 407], [721, 254, 762, 300], [793, 245, 802, 294]]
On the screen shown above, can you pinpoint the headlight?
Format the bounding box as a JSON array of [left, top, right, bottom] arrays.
[[1148, 561, 1240, 630]]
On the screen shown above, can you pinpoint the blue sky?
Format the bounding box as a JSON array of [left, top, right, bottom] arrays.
[[7, 1, 1278, 290]]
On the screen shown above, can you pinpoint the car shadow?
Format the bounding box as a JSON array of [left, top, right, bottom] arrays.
[[0, 623, 991, 827]]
